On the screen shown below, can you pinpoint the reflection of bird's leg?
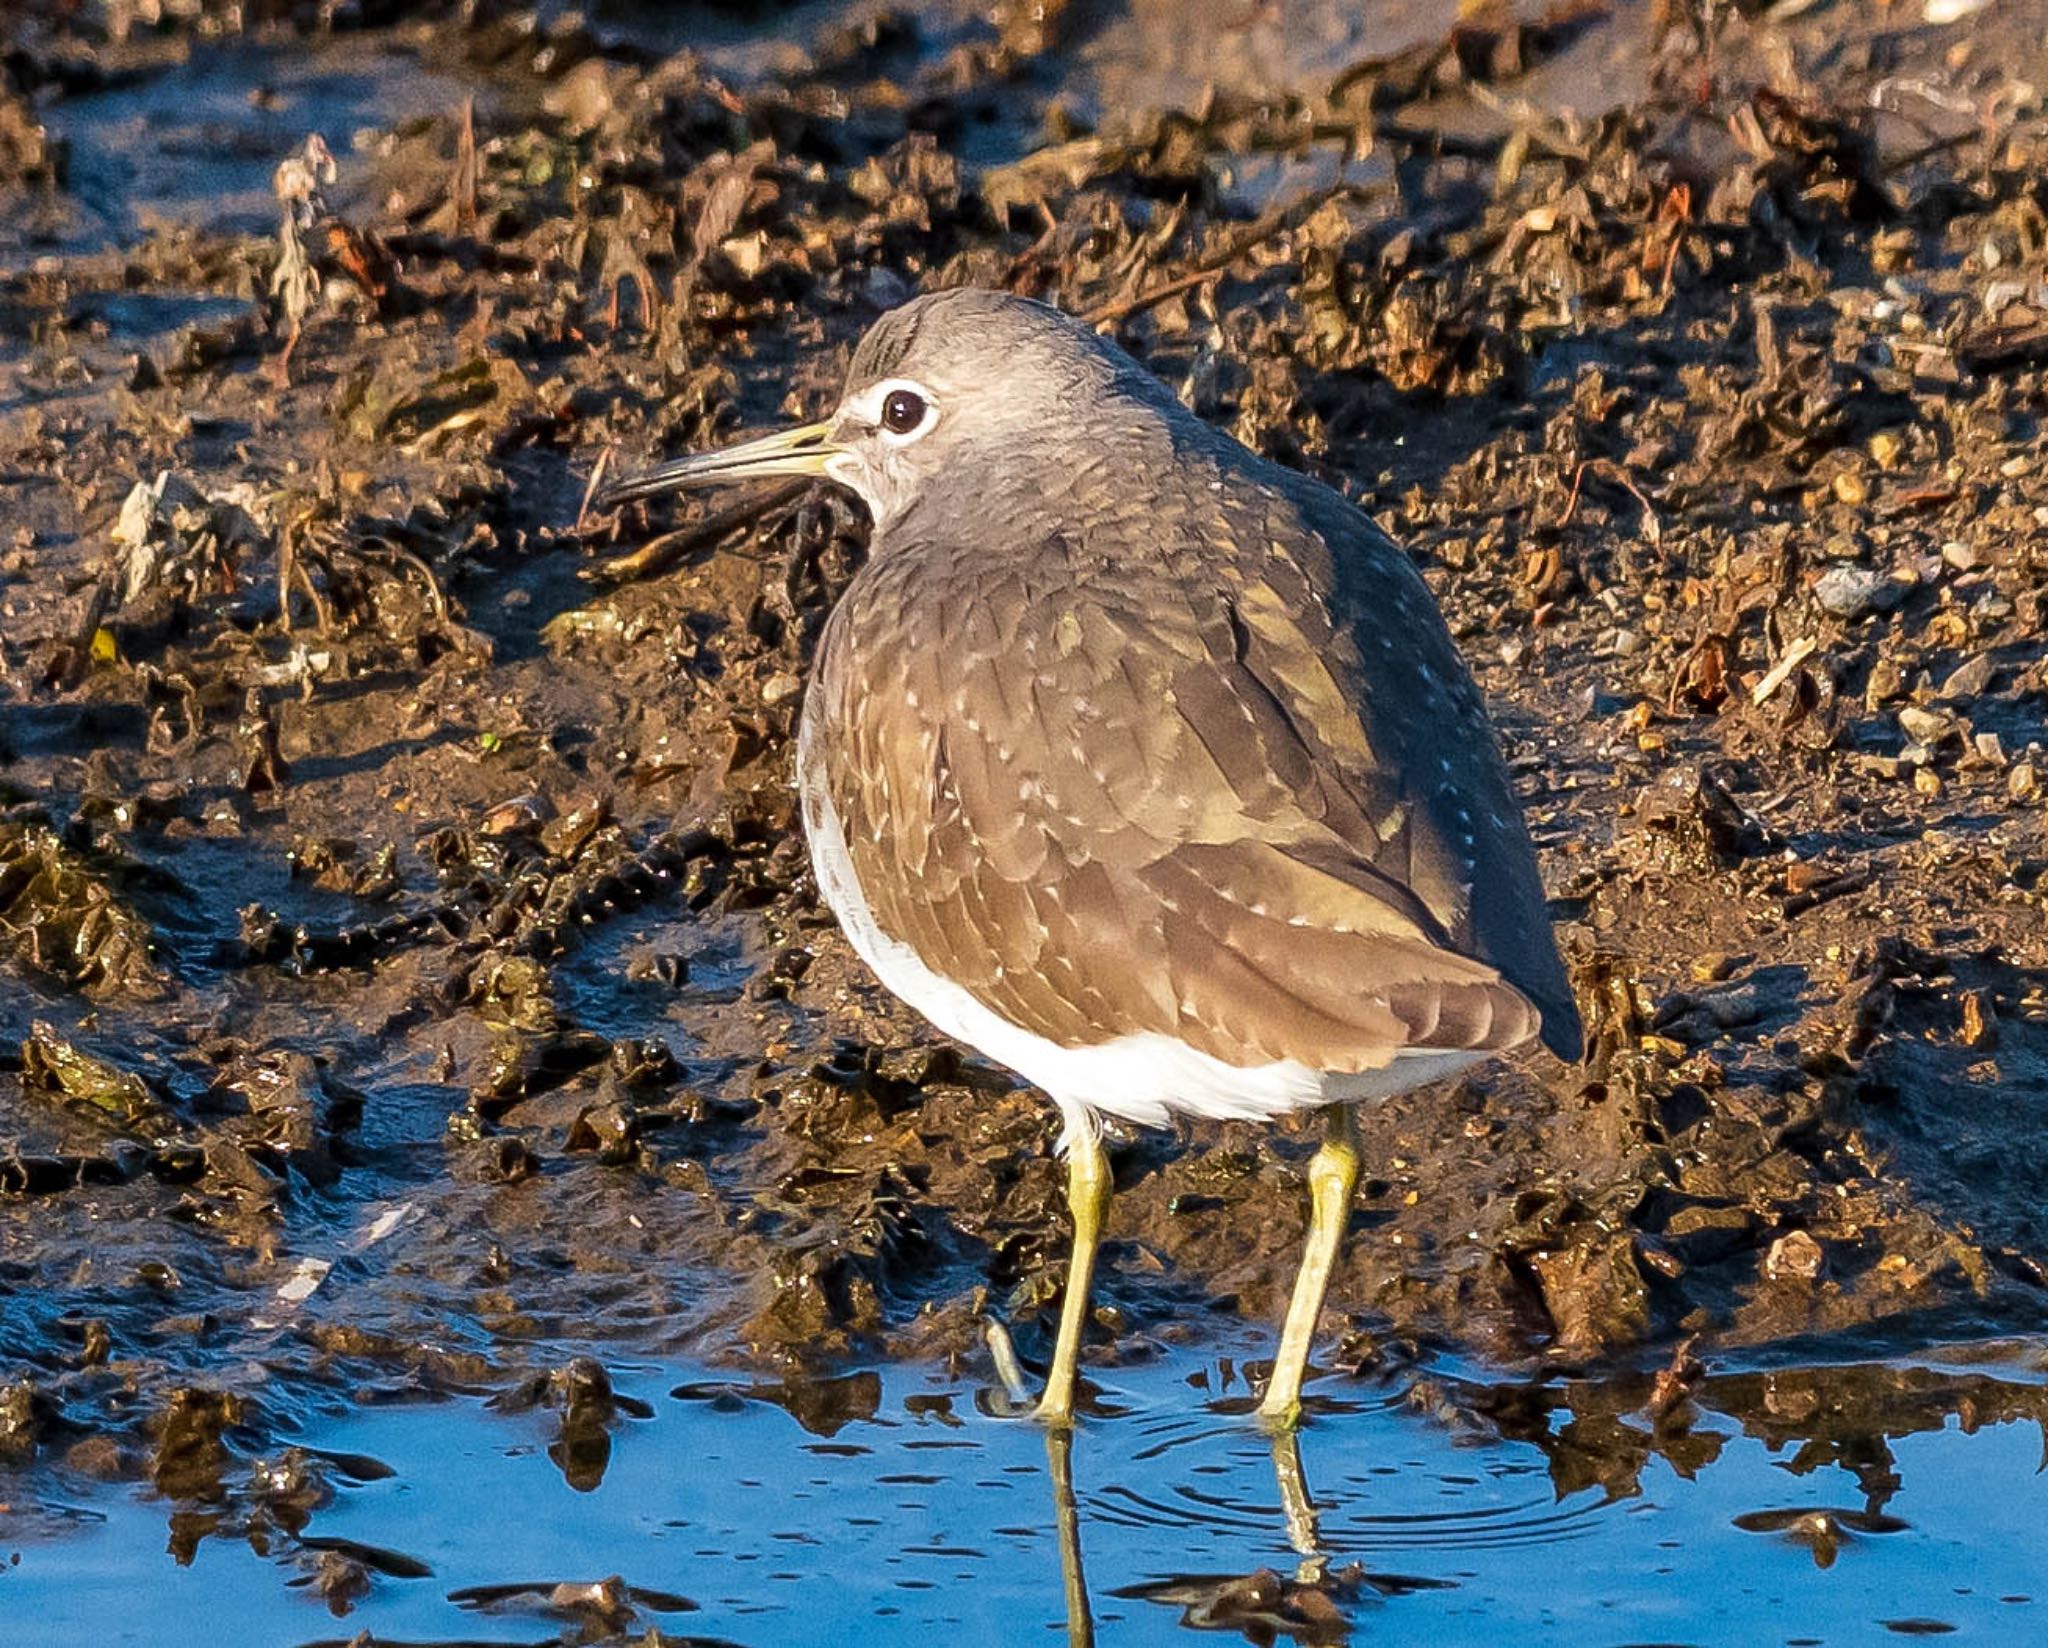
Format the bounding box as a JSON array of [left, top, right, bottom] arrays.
[[1038, 1106, 1110, 1427], [1048, 1427, 1097, 1648], [1259, 1103, 1361, 1429], [1269, 1428, 1325, 1569]]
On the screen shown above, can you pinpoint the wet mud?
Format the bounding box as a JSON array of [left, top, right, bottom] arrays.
[[2, 0, 2048, 1628]]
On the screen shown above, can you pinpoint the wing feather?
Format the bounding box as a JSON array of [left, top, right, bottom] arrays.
[[807, 456, 1578, 1076]]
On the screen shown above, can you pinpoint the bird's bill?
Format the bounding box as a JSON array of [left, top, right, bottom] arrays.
[[594, 419, 839, 508]]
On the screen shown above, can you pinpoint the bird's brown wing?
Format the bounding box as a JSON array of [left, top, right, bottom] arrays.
[[807, 508, 1549, 1075], [1278, 472, 1582, 1058]]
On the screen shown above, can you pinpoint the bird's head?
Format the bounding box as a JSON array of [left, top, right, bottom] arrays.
[[594, 289, 1179, 529]]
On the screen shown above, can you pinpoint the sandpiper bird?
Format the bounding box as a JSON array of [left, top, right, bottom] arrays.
[[598, 289, 1581, 1426]]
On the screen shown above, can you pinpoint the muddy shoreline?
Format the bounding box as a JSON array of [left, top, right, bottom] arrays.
[[2, 0, 2046, 1525]]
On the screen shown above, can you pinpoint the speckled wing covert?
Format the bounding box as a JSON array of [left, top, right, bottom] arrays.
[[805, 442, 1582, 1076]]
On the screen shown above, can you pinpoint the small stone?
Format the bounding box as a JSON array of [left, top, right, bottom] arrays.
[[539, 794, 609, 860], [1665, 1203, 1758, 1263], [1864, 658, 1906, 706], [1898, 705, 1949, 745], [1983, 278, 2029, 316], [548, 1576, 633, 1626], [1940, 540, 1978, 571], [720, 232, 767, 278], [1938, 654, 1995, 700], [1868, 429, 1905, 470], [565, 1102, 639, 1165], [1703, 984, 1762, 1029], [762, 672, 803, 706], [1832, 470, 1870, 506], [1973, 732, 2004, 763], [1814, 565, 1903, 620], [1785, 859, 1830, 895], [481, 794, 554, 837], [860, 266, 913, 311], [1914, 766, 1943, 797], [542, 58, 618, 135], [64, 1435, 128, 1479], [482, 1136, 541, 1183], [1765, 1230, 1827, 1283], [2010, 762, 2039, 801], [1959, 989, 1997, 1051], [625, 947, 690, 988], [313, 1550, 372, 1609]]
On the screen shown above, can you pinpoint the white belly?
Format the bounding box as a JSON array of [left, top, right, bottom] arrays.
[[796, 725, 1483, 1133]]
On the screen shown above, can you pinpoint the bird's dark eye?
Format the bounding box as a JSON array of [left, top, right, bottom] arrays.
[[880, 388, 929, 436]]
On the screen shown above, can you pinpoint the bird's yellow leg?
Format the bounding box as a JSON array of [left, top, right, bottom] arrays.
[[1037, 1118, 1111, 1427], [1258, 1102, 1361, 1429]]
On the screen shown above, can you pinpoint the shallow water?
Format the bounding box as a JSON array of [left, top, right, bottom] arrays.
[[10, 1345, 2047, 1646]]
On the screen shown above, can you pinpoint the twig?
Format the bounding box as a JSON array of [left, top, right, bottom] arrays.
[[292, 552, 334, 635], [357, 539, 449, 622], [574, 448, 613, 536], [1881, 127, 1977, 174], [1557, 457, 1660, 541], [277, 510, 298, 631], [1751, 635, 1817, 707], [1084, 181, 1386, 327], [454, 96, 479, 237], [583, 480, 809, 587], [1363, 118, 1509, 162], [1002, 201, 1062, 291]]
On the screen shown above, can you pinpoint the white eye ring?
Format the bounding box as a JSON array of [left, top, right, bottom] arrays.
[[859, 376, 940, 446]]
